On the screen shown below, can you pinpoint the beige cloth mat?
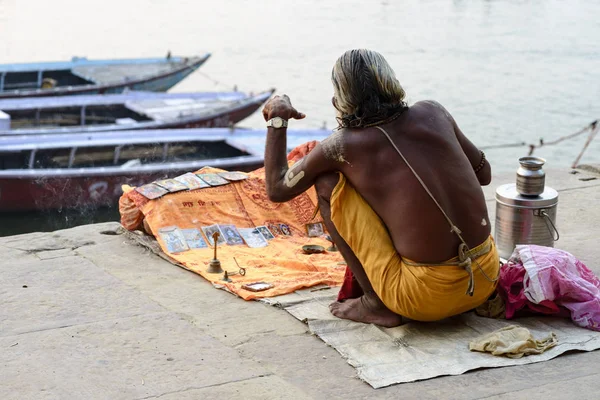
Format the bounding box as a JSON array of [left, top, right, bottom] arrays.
[[263, 288, 600, 388]]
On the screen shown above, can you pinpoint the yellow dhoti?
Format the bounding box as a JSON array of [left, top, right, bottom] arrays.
[[330, 174, 499, 322]]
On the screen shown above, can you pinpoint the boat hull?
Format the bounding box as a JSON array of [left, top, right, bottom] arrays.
[[0, 161, 263, 212], [0, 128, 332, 212], [1, 91, 273, 135], [0, 55, 209, 99]]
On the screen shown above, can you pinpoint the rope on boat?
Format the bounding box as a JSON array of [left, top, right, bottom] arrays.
[[196, 71, 239, 91]]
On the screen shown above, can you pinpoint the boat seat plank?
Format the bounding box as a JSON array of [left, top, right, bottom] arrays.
[[71, 61, 187, 85], [125, 98, 236, 121], [0, 91, 244, 111]]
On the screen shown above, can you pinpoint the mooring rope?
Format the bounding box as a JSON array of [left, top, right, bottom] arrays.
[[571, 121, 599, 168], [476, 119, 599, 167]]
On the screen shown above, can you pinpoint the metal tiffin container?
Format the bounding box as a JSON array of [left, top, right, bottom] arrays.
[[494, 183, 559, 260]]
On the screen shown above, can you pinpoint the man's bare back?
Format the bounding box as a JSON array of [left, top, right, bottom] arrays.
[[262, 98, 491, 263], [332, 100, 491, 262]]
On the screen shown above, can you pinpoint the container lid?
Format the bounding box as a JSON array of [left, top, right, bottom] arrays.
[[495, 183, 558, 208]]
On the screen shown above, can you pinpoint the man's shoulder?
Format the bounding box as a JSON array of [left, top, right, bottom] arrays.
[[330, 126, 377, 145], [413, 99, 446, 112], [322, 127, 358, 144], [318, 129, 350, 163], [411, 100, 454, 120], [318, 127, 377, 162]]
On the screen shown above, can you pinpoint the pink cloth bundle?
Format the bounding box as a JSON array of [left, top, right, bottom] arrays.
[[499, 245, 600, 331]]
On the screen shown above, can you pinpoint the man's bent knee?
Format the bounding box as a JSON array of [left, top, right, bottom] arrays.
[[314, 173, 339, 202]]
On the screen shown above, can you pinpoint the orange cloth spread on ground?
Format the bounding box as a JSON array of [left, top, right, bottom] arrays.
[[330, 173, 499, 321], [121, 166, 345, 300]]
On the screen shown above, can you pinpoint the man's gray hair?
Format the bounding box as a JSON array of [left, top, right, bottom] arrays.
[[332, 49, 407, 128]]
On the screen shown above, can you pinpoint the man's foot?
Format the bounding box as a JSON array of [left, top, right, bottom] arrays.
[[329, 294, 403, 328]]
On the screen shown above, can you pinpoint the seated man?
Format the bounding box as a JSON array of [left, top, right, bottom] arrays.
[[263, 49, 499, 327]]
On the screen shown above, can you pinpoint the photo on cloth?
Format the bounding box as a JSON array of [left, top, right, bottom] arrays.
[[196, 173, 229, 186], [267, 223, 281, 236], [158, 226, 189, 253], [135, 183, 169, 200], [218, 171, 249, 182], [181, 228, 208, 249], [238, 228, 269, 248], [154, 178, 189, 193], [201, 224, 226, 246], [218, 224, 245, 246], [279, 224, 292, 236], [174, 173, 211, 190], [255, 225, 275, 240], [306, 222, 325, 237], [242, 281, 274, 292]]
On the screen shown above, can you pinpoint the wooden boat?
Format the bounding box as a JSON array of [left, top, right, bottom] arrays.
[[0, 54, 211, 99], [0, 90, 274, 135], [0, 128, 331, 211]]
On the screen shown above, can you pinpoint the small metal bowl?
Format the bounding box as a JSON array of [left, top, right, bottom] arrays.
[[302, 244, 325, 254]]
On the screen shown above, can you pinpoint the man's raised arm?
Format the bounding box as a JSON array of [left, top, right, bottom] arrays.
[[263, 95, 338, 202]]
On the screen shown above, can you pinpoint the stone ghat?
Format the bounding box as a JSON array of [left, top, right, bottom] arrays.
[[1, 168, 599, 399]]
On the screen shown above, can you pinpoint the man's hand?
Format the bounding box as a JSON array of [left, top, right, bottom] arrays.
[[262, 94, 306, 121]]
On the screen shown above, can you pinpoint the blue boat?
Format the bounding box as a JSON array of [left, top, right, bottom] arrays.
[[0, 53, 211, 99]]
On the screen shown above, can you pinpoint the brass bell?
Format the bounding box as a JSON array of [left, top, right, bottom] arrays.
[[207, 258, 223, 274], [207, 232, 224, 274]]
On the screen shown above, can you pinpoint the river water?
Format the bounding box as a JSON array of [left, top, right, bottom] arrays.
[[0, 0, 599, 234]]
